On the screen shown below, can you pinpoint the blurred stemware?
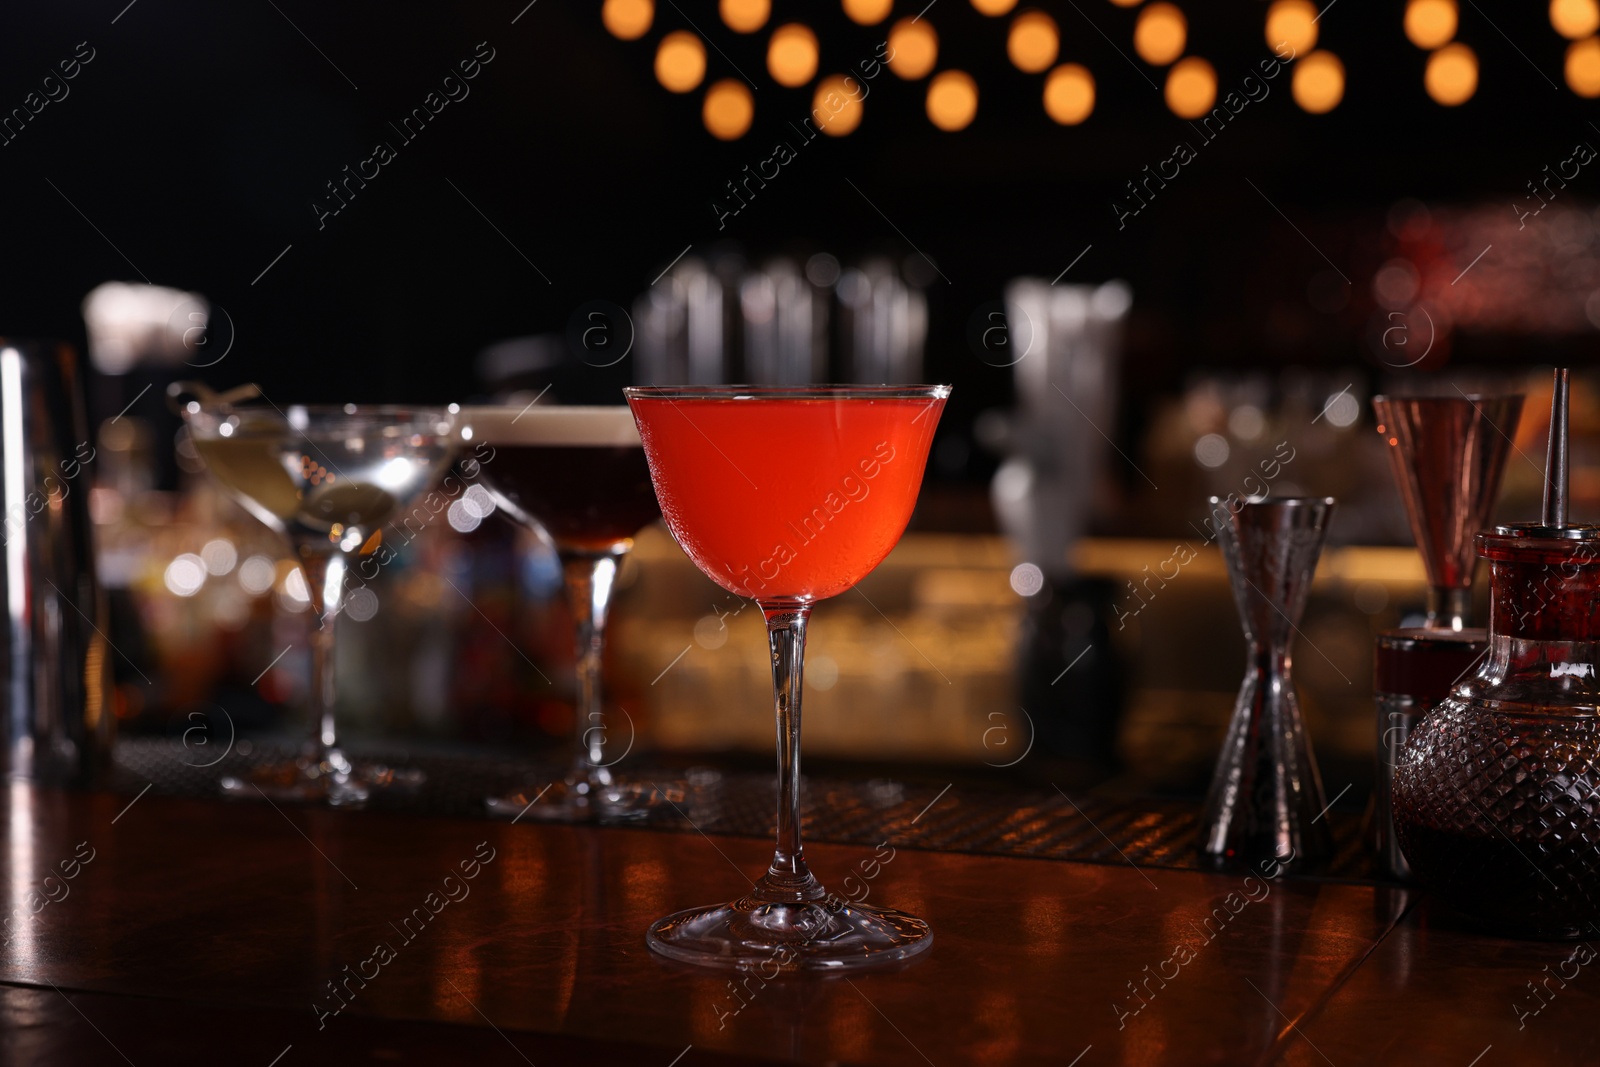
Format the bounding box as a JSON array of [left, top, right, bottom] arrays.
[[461, 405, 678, 820], [180, 392, 457, 805]]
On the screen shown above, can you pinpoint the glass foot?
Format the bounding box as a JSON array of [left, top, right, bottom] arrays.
[[486, 778, 684, 822], [221, 757, 424, 807], [646, 896, 932, 973]]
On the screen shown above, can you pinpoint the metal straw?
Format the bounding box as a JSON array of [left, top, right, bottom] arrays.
[[1543, 368, 1570, 528]]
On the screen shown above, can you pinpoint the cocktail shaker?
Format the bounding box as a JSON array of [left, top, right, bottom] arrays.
[[0, 339, 113, 784], [1370, 393, 1521, 877], [994, 279, 1131, 768]]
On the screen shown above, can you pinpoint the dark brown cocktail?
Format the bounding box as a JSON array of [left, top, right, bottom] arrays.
[[474, 419, 658, 553], [460, 406, 666, 821]]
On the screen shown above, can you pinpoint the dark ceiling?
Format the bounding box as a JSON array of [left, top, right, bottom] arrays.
[[1, 1, 1593, 420]]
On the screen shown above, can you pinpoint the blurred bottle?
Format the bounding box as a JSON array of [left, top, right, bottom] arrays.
[[988, 280, 1132, 771], [634, 250, 926, 385]]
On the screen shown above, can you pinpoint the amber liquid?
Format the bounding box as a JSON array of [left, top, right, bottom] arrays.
[[481, 444, 659, 552]]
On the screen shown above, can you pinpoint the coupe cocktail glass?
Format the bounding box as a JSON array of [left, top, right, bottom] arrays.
[[625, 384, 949, 972], [459, 406, 671, 820], [184, 402, 457, 805]]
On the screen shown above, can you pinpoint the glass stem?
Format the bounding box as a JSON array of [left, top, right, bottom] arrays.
[[298, 550, 349, 774], [562, 551, 621, 794], [1426, 585, 1475, 631], [759, 600, 823, 903]]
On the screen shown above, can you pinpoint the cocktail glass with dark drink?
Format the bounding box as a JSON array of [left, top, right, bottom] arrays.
[[625, 384, 949, 972], [460, 406, 669, 820], [184, 402, 458, 805]]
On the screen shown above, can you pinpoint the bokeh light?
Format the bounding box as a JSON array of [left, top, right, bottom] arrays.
[[447, 497, 482, 533], [926, 70, 978, 130], [887, 18, 939, 79], [1404, 0, 1457, 49], [809, 655, 840, 690], [1292, 50, 1345, 112], [971, 0, 1018, 14], [1194, 434, 1230, 469], [703, 78, 755, 138], [720, 0, 770, 33], [164, 554, 206, 597], [1372, 258, 1421, 309], [655, 31, 706, 93], [279, 567, 310, 612], [843, 0, 893, 23], [814, 75, 866, 136], [1552, 0, 1600, 39], [1265, 0, 1318, 54], [602, 0, 654, 40], [1567, 36, 1600, 95], [1008, 12, 1060, 72], [694, 614, 730, 649], [1043, 63, 1096, 124], [1229, 405, 1265, 441], [463, 484, 496, 520], [345, 587, 379, 623], [768, 23, 820, 87], [1425, 42, 1477, 105], [1323, 391, 1361, 428], [238, 555, 276, 596], [1134, 3, 1187, 66], [201, 538, 238, 575], [1164, 55, 1216, 117], [1009, 562, 1045, 597]]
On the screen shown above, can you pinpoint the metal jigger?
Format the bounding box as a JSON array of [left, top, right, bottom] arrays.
[[1372, 395, 1524, 630], [1369, 393, 1522, 878], [1199, 497, 1336, 871]]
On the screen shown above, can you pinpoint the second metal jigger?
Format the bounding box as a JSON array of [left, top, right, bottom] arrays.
[[1199, 496, 1336, 871], [1372, 394, 1524, 631]]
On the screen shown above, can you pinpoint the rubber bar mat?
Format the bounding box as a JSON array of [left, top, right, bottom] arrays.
[[110, 737, 1376, 880]]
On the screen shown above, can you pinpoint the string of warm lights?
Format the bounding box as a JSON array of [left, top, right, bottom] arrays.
[[600, 0, 1600, 139], [1552, 0, 1600, 95]]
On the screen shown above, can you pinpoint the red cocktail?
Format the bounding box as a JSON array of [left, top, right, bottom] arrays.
[[626, 385, 950, 972], [629, 395, 942, 601]]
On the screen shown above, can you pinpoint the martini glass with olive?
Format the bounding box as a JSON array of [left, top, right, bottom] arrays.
[[184, 401, 457, 805]]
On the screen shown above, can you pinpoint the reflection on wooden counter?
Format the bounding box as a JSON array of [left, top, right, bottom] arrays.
[[0, 785, 1413, 1067]]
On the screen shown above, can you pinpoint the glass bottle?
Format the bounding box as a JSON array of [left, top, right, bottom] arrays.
[[1393, 522, 1600, 938], [1394, 369, 1597, 938]]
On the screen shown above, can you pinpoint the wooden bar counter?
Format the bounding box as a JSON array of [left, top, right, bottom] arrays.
[[0, 783, 1588, 1065]]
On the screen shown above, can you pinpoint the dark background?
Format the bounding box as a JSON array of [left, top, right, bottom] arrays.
[[0, 1, 1591, 425]]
